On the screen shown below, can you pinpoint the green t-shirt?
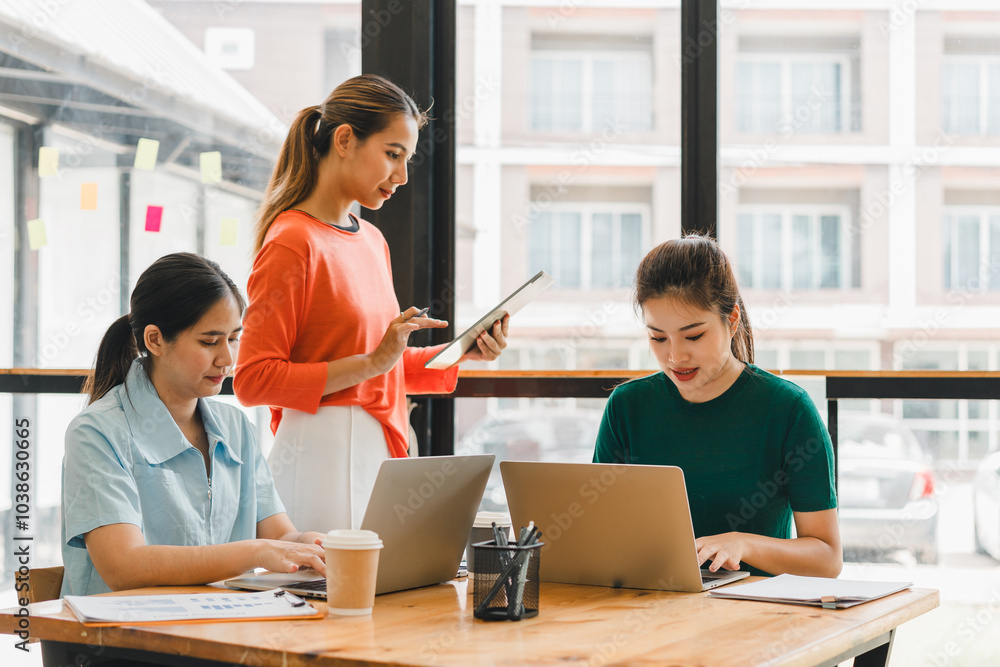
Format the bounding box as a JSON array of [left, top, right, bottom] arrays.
[[593, 364, 837, 576]]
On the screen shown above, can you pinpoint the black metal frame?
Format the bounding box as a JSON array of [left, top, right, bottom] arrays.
[[681, 0, 719, 238], [362, 0, 457, 456]]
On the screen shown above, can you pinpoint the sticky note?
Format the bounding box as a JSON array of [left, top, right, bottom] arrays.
[[219, 217, 239, 246], [201, 151, 222, 184], [27, 218, 47, 249], [81, 183, 98, 210], [145, 205, 163, 232], [134, 138, 159, 171], [38, 147, 58, 177]]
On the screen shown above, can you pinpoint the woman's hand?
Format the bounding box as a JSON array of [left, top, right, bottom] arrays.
[[695, 532, 751, 572], [254, 539, 325, 573], [458, 314, 509, 363], [369, 307, 448, 375]]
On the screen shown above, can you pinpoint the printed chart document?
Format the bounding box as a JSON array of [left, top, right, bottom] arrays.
[[63, 588, 322, 626], [708, 574, 912, 609]]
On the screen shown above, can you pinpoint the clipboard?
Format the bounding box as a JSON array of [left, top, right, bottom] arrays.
[[63, 588, 323, 626], [424, 271, 555, 370]]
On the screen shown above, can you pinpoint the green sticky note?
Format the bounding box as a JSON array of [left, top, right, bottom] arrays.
[[38, 147, 58, 177], [134, 138, 160, 171], [201, 151, 222, 184], [219, 217, 239, 246], [27, 218, 47, 249]]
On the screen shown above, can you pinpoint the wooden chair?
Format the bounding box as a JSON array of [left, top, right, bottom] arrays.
[[23, 565, 64, 604]]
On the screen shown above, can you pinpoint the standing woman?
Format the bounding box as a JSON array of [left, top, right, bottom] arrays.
[[62, 253, 324, 597], [593, 236, 841, 578], [234, 74, 507, 532]]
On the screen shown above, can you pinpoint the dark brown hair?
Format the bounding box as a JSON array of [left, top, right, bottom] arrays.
[[83, 253, 246, 404], [254, 74, 429, 253], [634, 235, 754, 364]]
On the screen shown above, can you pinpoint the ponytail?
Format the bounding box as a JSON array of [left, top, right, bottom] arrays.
[[84, 314, 137, 405], [253, 74, 429, 254], [732, 295, 754, 366], [254, 105, 323, 253]]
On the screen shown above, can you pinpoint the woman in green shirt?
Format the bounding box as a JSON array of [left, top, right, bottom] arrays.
[[593, 236, 842, 578]]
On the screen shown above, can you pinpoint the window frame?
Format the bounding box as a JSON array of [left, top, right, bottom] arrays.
[[941, 206, 1000, 291], [528, 201, 650, 292], [529, 48, 653, 133], [735, 52, 853, 135], [738, 204, 855, 291], [941, 54, 1000, 136]]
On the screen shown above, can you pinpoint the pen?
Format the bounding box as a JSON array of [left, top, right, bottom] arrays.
[[407, 307, 430, 321], [274, 590, 307, 607]]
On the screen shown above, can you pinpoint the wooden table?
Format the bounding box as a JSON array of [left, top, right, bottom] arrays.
[[0, 578, 938, 667]]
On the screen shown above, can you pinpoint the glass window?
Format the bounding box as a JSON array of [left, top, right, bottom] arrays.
[[736, 56, 851, 134], [739, 209, 856, 290], [528, 206, 647, 291], [942, 58, 1000, 135], [942, 210, 1000, 290], [531, 43, 652, 133]]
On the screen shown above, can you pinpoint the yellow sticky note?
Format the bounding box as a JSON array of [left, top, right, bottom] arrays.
[[200, 151, 222, 184], [219, 217, 239, 246], [38, 147, 58, 177], [27, 218, 47, 250], [81, 183, 98, 210], [134, 138, 159, 171]]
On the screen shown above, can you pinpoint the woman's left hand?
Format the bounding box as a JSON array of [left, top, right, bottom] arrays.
[[459, 314, 509, 363], [695, 532, 751, 572]]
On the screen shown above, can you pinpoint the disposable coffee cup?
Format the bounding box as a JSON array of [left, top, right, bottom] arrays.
[[322, 529, 383, 616], [466, 512, 511, 581]]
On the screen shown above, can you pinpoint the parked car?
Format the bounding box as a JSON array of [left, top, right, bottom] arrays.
[[837, 412, 939, 564], [456, 409, 603, 513], [973, 450, 1000, 562]]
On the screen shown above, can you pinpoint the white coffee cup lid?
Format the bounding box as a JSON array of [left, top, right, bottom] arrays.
[[322, 529, 383, 550], [473, 511, 511, 528]]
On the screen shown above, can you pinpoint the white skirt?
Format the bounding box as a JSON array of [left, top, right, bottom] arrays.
[[268, 405, 390, 533]]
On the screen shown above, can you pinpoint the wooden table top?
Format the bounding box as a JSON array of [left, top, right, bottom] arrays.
[[0, 578, 938, 667]]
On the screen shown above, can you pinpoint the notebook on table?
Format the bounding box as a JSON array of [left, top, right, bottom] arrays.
[[500, 461, 750, 593], [225, 454, 494, 598]]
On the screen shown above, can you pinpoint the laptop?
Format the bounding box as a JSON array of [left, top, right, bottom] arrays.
[[225, 454, 494, 598], [500, 461, 750, 592]]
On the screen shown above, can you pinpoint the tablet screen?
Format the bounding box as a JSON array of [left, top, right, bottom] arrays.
[[424, 271, 555, 370]]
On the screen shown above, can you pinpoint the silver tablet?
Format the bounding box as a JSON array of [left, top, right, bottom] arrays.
[[424, 271, 555, 370]]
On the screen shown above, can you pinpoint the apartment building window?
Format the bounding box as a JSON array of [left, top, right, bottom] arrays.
[[530, 35, 653, 133], [735, 35, 860, 135], [942, 210, 1000, 290], [941, 36, 1000, 135], [737, 208, 858, 290], [528, 206, 645, 290]]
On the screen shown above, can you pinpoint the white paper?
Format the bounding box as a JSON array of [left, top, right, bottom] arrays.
[[709, 574, 911, 608], [64, 588, 320, 624]]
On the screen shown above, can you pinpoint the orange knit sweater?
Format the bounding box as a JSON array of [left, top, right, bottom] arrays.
[[234, 210, 459, 458]]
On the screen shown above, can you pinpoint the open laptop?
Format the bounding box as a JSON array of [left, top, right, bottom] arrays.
[[500, 461, 750, 592], [225, 454, 494, 598]]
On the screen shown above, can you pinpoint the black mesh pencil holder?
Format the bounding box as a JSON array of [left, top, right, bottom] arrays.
[[472, 540, 542, 621]]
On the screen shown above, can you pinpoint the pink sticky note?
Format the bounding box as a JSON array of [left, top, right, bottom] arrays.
[[145, 205, 163, 232]]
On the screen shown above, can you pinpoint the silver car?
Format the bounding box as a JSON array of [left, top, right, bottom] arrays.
[[837, 413, 939, 564]]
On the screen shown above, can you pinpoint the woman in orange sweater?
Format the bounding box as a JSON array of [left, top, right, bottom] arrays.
[[235, 75, 507, 533]]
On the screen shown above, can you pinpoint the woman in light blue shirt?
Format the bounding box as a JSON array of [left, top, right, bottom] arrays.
[[61, 253, 325, 597]]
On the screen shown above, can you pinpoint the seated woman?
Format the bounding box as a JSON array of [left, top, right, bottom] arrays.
[[61, 253, 325, 596], [593, 236, 842, 578]]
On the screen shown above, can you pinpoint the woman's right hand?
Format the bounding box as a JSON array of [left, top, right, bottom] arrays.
[[255, 539, 325, 573], [369, 307, 448, 375]]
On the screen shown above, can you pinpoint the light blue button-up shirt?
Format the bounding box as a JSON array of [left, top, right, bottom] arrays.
[[61, 360, 284, 596]]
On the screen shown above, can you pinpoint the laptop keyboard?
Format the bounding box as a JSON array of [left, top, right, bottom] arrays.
[[289, 579, 327, 592]]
